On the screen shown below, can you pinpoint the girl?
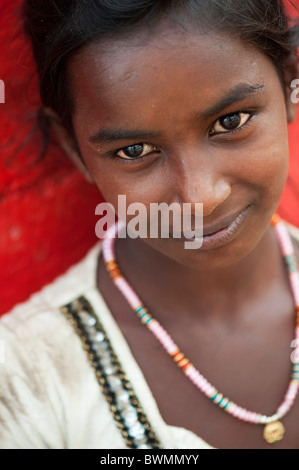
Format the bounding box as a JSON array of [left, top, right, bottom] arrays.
[[1, 0, 299, 449]]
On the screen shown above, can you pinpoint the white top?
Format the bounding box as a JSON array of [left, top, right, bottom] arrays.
[[1, 223, 299, 449], [0, 242, 213, 449]]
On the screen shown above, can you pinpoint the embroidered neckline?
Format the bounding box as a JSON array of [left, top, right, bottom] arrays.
[[60, 295, 162, 449]]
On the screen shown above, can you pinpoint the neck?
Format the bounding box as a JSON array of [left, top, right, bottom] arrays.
[[115, 225, 285, 320]]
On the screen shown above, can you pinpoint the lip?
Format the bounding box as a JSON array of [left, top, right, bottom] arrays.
[[198, 205, 252, 250], [202, 206, 251, 237], [168, 205, 252, 250]]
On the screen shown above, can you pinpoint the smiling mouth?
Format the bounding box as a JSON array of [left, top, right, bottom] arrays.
[[167, 205, 252, 249], [202, 206, 252, 237]]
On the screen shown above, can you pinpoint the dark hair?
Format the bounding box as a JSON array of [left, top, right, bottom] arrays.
[[22, 0, 299, 137]]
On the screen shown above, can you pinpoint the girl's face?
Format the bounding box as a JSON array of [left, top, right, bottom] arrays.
[[68, 23, 295, 270]]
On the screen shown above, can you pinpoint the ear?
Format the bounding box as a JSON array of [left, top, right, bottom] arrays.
[[282, 54, 298, 124], [43, 107, 95, 184]]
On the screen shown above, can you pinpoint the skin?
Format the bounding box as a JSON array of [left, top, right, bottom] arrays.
[[62, 21, 299, 448]]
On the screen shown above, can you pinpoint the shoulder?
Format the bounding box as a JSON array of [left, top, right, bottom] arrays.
[[0, 240, 102, 379], [0, 304, 71, 448], [0, 242, 121, 449]]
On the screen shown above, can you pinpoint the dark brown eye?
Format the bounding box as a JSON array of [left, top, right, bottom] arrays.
[[122, 144, 144, 158], [220, 113, 241, 130], [211, 112, 251, 135], [116, 143, 157, 160]]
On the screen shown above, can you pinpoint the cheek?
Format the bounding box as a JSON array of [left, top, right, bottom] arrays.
[[245, 137, 288, 204], [85, 157, 173, 213], [229, 111, 289, 207]]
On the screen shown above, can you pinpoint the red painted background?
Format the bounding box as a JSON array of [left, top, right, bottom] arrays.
[[0, 0, 298, 316]]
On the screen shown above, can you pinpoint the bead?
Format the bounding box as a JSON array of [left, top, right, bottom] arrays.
[[238, 409, 247, 420], [115, 390, 131, 407], [263, 421, 285, 444], [229, 403, 237, 414], [285, 254, 297, 274], [115, 277, 140, 308], [263, 416, 273, 424], [133, 435, 151, 447], [271, 213, 281, 226], [107, 375, 123, 392], [276, 403, 289, 417], [171, 348, 180, 357], [128, 422, 146, 439], [91, 340, 109, 354], [79, 311, 97, 326], [89, 330, 105, 342], [260, 415, 269, 424], [140, 313, 152, 324], [136, 305, 146, 314], [102, 216, 299, 440], [173, 352, 185, 362], [214, 393, 224, 405], [270, 414, 280, 422], [222, 400, 230, 410], [209, 389, 218, 399], [123, 407, 139, 427], [247, 411, 258, 423]]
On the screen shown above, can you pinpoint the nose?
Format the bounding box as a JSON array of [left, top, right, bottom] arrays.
[[173, 159, 232, 217]]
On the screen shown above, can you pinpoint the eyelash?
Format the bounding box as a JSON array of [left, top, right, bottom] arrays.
[[110, 110, 256, 163], [209, 111, 256, 136], [112, 143, 160, 163]]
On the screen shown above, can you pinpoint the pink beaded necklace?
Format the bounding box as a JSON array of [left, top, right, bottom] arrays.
[[102, 214, 299, 444]]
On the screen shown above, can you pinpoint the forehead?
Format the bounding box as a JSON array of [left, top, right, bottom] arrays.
[[68, 24, 275, 131]]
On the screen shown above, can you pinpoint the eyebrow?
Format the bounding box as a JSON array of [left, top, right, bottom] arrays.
[[201, 82, 265, 119], [89, 82, 265, 144], [89, 128, 161, 144]]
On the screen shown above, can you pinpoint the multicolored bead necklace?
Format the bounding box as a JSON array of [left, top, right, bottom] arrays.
[[102, 214, 299, 445]]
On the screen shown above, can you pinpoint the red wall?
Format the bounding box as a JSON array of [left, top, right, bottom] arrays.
[[0, 1, 102, 315], [0, 0, 298, 316]]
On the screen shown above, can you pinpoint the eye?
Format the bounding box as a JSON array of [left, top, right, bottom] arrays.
[[210, 112, 252, 135], [115, 143, 158, 160]]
